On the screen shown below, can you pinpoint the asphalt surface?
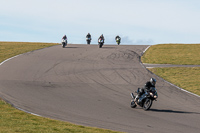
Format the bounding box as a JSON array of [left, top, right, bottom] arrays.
[[0, 44, 200, 133]]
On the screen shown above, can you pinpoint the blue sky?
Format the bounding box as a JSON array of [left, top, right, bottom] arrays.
[[1, 0, 200, 45]]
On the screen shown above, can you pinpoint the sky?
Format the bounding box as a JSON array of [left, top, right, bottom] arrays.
[[1, 0, 200, 45]]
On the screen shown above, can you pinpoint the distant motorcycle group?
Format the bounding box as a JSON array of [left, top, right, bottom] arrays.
[[87, 33, 121, 48], [61, 33, 121, 48]]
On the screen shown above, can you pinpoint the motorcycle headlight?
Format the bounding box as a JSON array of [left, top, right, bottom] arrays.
[[154, 95, 157, 99]]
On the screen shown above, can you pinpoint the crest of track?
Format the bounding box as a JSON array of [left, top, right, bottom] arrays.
[[0, 44, 199, 133]]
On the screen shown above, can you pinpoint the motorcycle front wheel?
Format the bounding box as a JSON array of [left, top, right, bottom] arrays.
[[130, 100, 137, 108], [87, 40, 90, 44], [99, 43, 103, 48], [62, 42, 66, 48], [143, 98, 152, 111]]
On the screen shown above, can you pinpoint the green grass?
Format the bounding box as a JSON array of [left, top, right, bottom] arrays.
[[0, 42, 122, 133], [142, 44, 200, 65], [148, 67, 200, 96], [142, 44, 200, 96]]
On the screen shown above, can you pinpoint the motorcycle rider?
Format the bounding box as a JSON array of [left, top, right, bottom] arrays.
[[134, 78, 157, 102], [62, 35, 67, 40], [86, 33, 91, 39], [98, 34, 105, 43], [86, 33, 92, 44], [115, 35, 121, 41]]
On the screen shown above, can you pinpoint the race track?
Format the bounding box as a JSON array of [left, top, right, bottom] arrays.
[[0, 44, 200, 133]]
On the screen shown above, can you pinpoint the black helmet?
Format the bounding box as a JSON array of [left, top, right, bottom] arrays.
[[150, 78, 156, 86]]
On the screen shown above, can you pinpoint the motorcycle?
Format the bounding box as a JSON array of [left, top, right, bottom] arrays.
[[86, 37, 91, 44], [98, 38, 104, 48], [61, 39, 67, 48], [116, 38, 121, 45], [130, 87, 158, 111]]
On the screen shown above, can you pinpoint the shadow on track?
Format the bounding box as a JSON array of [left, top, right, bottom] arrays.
[[150, 109, 200, 114]]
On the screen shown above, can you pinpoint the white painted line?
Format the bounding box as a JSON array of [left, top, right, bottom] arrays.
[[142, 45, 151, 55], [146, 67, 155, 69], [15, 106, 41, 117], [164, 80, 200, 98], [0, 55, 21, 66]]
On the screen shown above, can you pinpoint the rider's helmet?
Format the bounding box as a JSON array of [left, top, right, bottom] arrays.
[[62, 35, 66, 39], [150, 78, 156, 86]]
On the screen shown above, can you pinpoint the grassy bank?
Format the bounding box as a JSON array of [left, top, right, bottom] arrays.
[[0, 42, 58, 63], [149, 67, 200, 96], [0, 42, 121, 133], [142, 44, 200, 65], [142, 44, 200, 96]]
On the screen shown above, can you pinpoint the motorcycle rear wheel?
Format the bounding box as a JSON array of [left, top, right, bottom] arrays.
[[143, 98, 152, 111]]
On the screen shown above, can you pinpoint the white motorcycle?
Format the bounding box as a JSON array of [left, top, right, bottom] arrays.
[[98, 38, 104, 48], [61, 39, 67, 48]]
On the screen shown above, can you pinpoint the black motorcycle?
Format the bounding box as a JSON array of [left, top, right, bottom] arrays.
[[130, 87, 158, 111], [86, 37, 91, 44], [116, 38, 121, 45], [98, 38, 104, 48]]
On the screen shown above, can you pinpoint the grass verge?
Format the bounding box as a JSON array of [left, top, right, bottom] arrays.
[[142, 44, 200, 65], [0, 42, 121, 133], [142, 44, 200, 96], [0, 42, 58, 63], [148, 67, 200, 96]]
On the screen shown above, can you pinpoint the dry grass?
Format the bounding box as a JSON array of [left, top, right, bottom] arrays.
[[0, 42, 58, 63], [142, 44, 200, 65], [148, 67, 200, 96]]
